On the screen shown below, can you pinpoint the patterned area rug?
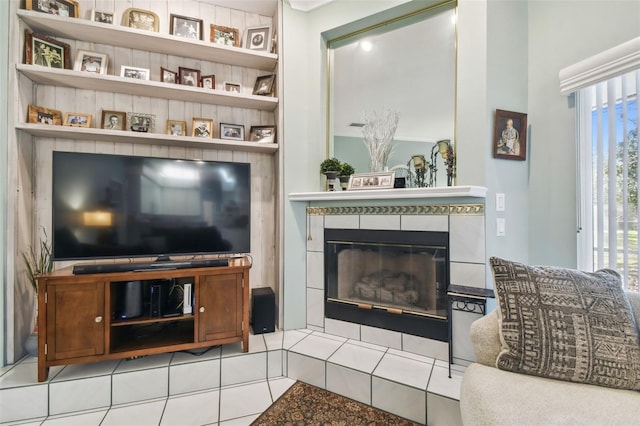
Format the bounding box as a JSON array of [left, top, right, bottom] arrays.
[[251, 381, 420, 425]]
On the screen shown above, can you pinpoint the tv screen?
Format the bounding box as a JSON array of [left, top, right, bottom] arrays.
[[52, 151, 251, 261]]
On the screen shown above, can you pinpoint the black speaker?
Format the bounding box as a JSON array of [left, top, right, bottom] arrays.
[[114, 281, 143, 319], [251, 287, 275, 334]]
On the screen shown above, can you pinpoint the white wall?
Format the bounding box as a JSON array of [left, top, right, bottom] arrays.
[[527, 0, 640, 267], [0, 0, 9, 366]]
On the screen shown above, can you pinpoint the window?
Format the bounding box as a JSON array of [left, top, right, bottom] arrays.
[[577, 70, 639, 291]]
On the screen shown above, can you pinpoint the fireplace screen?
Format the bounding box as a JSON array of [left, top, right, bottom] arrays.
[[325, 229, 449, 320]]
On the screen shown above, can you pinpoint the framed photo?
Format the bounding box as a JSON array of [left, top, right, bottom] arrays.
[[73, 50, 108, 74], [253, 74, 276, 96], [25, 0, 79, 17], [123, 8, 159, 32], [120, 65, 150, 80], [167, 120, 187, 136], [243, 25, 272, 52], [493, 109, 527, 161], [91, 9, 114, 24], [63, 112, 91, 127], [27, 104, 62, 125], [161, 67, 177, 84], [170, 14, 203, 40], [249, 125, 276, 143], [101, 110, 126, 130], [224, 82, 241, 93], [127, 112, 155, 133], [220, 123, 245, 141], [201, 74, 215, 90], [347, 172, 396, 190], [178, 67, 201, 87], [210, 25, 240, 47], [192, 118, 213, 138], [24, 30, 70, 69]]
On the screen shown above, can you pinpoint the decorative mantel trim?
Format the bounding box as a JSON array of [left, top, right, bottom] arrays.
[[289, 185, 487, 202], [307, 204, 484, 216]]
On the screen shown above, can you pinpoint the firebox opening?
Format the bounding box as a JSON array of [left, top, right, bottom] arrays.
[[324, 228, 449, 341]]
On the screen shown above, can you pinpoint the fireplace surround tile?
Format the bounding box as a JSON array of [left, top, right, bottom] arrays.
[[360, 214, 400, 230], [307, 214, 324, 252], [288, 333, 344, 360], [324, 318, 360, 340], [372, 376, 426, 424], [327, 363, 372, 405], [287, 352, 326, 388], [400, 214, 449, 232], [306, 287, 324, 328], [361, 325, 402, 350], [373, 351, 433, 390], [328, 342, 385, 373], [450, 261, 486, 288], [306, 251, 324, 289], [324, 214, 360, 229], [402, 333, 449, 361], [449, 215, 485, 263], [282, 329, 312, 350]]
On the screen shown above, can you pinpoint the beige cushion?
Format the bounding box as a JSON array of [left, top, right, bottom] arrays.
[[490, 257, 640, 390]]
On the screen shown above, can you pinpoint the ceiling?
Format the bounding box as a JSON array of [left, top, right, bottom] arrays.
[[198, 0, 335, 15]]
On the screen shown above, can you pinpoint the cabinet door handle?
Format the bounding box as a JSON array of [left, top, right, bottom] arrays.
[[95, 316, 103, 323], [199, 307, 205, 313]]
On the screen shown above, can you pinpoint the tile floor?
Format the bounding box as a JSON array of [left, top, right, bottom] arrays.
[[0, 329, 465, 426]]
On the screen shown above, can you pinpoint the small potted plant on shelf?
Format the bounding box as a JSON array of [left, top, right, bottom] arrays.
[[338, 162, 355, 191], [319, 157, 341, 191], [22, 229, 53, 356]]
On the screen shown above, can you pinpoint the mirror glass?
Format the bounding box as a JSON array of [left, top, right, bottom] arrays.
[[328, 2, 456, 186]]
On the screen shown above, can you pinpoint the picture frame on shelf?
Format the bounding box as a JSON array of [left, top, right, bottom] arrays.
[[120, 65, 150, 80], [161, 67, 177, 83], [123, 8, 159, 32], [170, 14, 203, 40], [90, 9, 114, 24], [192, 118, 213, 138], [249, 125, 276, 143], [347, 171, 396, 190], [201, 74, 215, 90], [178, 67, 201, 87], [167, 120, 187, 136], [27, 104, 62, 125], [224, 82, 241, 93], [243, 25, 272, 52], [25, 0, 79, 17], [253, 74, 276, 96], [127, 112, 155, 133], [493, 109, 527, 161], [220, 123, 245, 141], [101, 110, 126, 130], [63, 112, 91, 127], [73, 50, 108, 74], [210, 25, 240, 47], [24, 30, 70, 69]]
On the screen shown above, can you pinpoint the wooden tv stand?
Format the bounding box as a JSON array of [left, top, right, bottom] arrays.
[[36, 258, 250, 382]]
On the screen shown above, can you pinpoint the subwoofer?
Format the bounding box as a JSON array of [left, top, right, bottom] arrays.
[[114, 280, 143, 319], [251, 287, 275, 334]]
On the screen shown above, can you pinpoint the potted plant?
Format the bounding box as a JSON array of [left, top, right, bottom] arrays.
[[319, 157, 341, 191], [338, 162, 355, 190], [22, 229, 53, 356]]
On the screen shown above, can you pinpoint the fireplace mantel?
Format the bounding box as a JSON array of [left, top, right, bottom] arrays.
[[288, 186, 487, 202]]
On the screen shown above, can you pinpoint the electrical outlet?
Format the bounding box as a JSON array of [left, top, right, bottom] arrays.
[[496, 218, 506, 236]]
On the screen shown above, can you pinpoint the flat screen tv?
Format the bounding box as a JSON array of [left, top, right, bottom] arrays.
[[52, 151, 251, 261]]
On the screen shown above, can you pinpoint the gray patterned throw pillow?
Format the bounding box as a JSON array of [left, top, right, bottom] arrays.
[[490, 257, 640, 390]]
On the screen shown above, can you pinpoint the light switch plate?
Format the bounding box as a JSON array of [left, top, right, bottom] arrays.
[[496, 218, 506, 236], [496, 193, 505, 212]]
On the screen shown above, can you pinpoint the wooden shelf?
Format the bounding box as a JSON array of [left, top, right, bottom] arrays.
[[17, 64, 278, 111], [17, 9, 278, 71], [15, 123, 279, 153]]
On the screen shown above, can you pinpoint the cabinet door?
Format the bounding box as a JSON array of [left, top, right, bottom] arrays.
[[46, 281, 105, 361], [198, 274, 243, 342]]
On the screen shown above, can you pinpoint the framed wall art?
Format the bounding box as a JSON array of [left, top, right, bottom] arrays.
[[249, 125, 276, 143], [63, 112, 91, 127], [25, 0, 79, 17], [170, 14, 203, 40], [210, 25, 240, 47], [192, 118, 213, 138], [167, 120, 187, 136], [101, 110, 126, 130], [90, 9, 113, 24], [201, 74, 215, 90], [123, 8, 159, 32], [127, 112, 155, 133], [161, 67, 177, 83], [120, 65, 150, 80], [224, 82, 241, 93], [347, 172, 396, 190], [253, 74, 275, 96], [220, 123, 245, 141], [24, 30, 70, 69], [493, 109, 527, 161], [243, 25, 272, 51], [178, 67, 201, 87], [73, 50, 108, 74], [27, 104, 62, 125]]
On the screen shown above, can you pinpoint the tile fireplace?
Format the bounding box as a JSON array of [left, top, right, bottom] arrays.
[[324, 228, 449, 341]]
